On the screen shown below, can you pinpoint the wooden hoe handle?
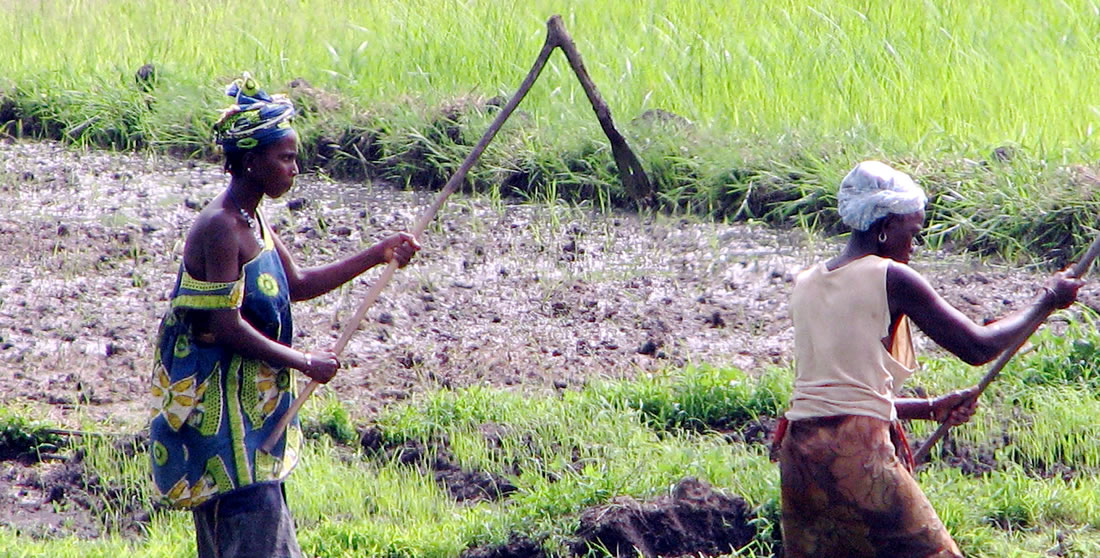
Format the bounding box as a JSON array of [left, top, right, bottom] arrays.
[[260, 16, 585, 453], [913, 233, 1100, 464]]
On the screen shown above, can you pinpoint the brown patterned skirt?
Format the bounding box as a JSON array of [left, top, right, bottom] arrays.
[[777, 415, 962, 558]]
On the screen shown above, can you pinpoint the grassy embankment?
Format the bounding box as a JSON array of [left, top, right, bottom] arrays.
[[4, 315, 1100, 557], [5, 1, 1100, 556], [3, 0, 1100, 264]]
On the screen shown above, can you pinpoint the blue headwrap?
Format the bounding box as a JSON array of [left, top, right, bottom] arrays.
[[213, 72, 296, 155]]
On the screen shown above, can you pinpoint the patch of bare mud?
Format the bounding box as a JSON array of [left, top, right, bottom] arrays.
[[359, 427, 518, 503], [462, 535, 547, 558], [0, 437, 150, 539], [1, 138, 1096, 431]]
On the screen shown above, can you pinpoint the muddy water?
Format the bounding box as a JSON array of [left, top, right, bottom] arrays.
[[0, 139, 1090, 427]]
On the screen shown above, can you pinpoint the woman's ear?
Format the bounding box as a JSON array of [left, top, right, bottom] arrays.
[[871, 216, 891, 243], [241, 152, 256, 175]]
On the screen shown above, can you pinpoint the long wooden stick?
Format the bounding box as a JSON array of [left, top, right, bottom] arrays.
[[261, 17, 573, 453], [913, 233, 1100, 463]]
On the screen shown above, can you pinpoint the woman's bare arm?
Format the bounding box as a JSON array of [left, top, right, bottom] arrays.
[[272, 231, 419, 302], [886, 262, 1079, 365]]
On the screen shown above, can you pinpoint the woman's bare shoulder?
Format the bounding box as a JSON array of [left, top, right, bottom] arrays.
[[183, 201, 243, 279]]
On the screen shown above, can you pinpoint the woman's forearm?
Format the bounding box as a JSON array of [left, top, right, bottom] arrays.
[[208, 309, 310, 370], [291, 246, 385, 301], [896, 397, 937, 421]]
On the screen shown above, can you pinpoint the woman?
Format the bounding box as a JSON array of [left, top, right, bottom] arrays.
[[777, 160, 1082, 557], [149, 73, 419, 557]]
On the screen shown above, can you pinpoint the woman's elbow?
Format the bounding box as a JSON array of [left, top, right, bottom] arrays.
[[957, 343, 1001, 366], [208, 311, 245, 344]]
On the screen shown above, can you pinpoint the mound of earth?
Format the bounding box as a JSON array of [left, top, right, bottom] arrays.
[[569, 477, 756, 558], [461, 535, 548, 558]]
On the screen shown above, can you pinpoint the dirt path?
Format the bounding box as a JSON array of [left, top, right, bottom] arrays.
[[0, 139, 1092, 429]]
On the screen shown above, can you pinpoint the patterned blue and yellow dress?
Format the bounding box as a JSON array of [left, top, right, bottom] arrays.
[[150, 211, 302, 509]]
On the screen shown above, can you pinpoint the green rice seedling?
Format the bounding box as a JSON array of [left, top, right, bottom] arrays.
[[921, 466, 1100, 557], [0, 405, 62, 458], [300, 392, 359, 446], [292, 440, 474, 558], [588, 364, 792, 431], [1015, 309, 1100, 392], [997, 386, 1100, 472]]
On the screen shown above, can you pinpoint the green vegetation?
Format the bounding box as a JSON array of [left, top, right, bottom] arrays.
[[0, 405, 62, 458], [4, 0, 1100, 262], [4, 309, 1100, 556], [6, 2, 1100, 556]]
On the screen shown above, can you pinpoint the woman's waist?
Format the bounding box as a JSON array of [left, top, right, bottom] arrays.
[[785, 383, 897, 422]]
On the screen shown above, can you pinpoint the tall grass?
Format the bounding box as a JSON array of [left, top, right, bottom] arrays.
[[6, 1, 1100, 261], [6, 0, 1100, 158]]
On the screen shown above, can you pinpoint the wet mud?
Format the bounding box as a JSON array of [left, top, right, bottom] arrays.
[[360, 427, 518, 503], [569, 477, 756, 558], [2, 139, 1098, 551], [0, 436, 150, 539]]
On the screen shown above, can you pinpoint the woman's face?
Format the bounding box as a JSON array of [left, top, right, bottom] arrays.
[[881, 209, 925, 263], [248, 131, 299, 198]]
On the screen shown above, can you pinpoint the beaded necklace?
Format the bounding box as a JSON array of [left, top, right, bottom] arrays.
[[226, 188, 255, 227], [226, 188, 263, 243]]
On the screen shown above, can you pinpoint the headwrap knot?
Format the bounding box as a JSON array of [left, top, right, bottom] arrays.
[[213, 72, 296, 155], [836, 161, 927, 231]]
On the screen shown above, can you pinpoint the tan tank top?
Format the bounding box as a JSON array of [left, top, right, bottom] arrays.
[[785, 255, 917, 422]]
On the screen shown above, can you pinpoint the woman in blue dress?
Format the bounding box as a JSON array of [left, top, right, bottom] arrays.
[[149, 73, 419, 557]]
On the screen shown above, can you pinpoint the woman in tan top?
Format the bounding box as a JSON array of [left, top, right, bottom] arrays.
[[777, 161, 1082, 557]]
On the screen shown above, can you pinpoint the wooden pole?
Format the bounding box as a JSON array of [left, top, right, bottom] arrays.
[[913, 233, 1100, 464], [260, 19, 567, 453]]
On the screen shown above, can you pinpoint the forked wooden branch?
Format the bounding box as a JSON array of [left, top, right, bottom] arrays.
[[545, 16, 653, 205], [913, 233, 1100, 464], [261, 15, 650, 453]]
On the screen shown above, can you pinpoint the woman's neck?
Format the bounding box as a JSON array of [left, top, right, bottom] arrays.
[[226, 179, 262, 218], [826, 233, 880, 270]]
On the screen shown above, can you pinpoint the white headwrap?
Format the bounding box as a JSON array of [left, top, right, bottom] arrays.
[[836, 161, 927, 231]]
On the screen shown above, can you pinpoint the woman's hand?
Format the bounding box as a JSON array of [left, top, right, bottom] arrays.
[[375, 232, 421, 268], [299, 349, 339, 384], [931, 385, 980, 425], [1043, 269, 1085, 310]]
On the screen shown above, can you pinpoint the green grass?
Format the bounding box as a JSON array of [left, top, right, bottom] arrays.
[[6, 310, 1100, 557], [6, 0, 1100, 157], [5, 0, 1100, 262], [0, 405, 62, 458]]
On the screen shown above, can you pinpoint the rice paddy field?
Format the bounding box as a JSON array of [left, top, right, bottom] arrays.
[[5, 0, 1100, 556]]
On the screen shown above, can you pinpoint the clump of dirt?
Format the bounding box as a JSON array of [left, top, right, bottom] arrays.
[[923, 429, 1002, 477], [722, 416, 779, 448], [360, 426, 517, 503], [461, 535, 548, 558], [0, 447, 151, 539], [569, 477, 756, 558]]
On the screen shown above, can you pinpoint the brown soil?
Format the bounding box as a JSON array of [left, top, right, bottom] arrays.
[[569, 477, 756, 558], [0, 439, 150, 539], [462, 535, 548, 558], [359, 427, 518, 503], [2, 138, 1098, 549]]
